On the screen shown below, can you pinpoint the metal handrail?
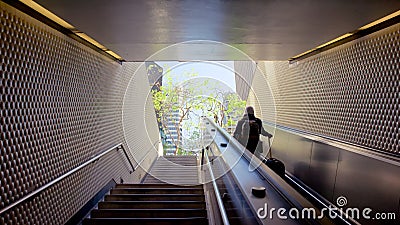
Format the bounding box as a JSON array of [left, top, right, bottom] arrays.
[[203, 147, 230, 225], [117, 145, 135, 173], [0, 143, 123, 215]]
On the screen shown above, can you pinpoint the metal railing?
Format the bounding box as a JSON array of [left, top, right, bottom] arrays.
[[201, 146, 230, 225], [0, 143, 127, 215], [117, 144, 135, 173]]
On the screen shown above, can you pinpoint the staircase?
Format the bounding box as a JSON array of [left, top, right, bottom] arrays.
[[83, 156, 208, 225], [143, 155, 200, 185]]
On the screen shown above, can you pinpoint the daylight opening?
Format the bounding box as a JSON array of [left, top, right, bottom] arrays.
[[146, 61, 246, 155]]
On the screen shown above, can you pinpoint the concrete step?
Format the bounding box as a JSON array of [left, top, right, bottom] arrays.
[[147, 172, 198, 176], [115, 183, 202, 188], [83, 217, 208, 225], [149, 168, 198, 171], [90, 209, 207, 218], [143, 156, 200, 185], [104, 194, 205, 202], [98, 201, 206, 209], [111, 188, 204, 195], [143, 176, 198, 180], [84, 182, 208, 225]]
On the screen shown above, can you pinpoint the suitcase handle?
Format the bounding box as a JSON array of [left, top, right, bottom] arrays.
[[267, 136, 272, 158]]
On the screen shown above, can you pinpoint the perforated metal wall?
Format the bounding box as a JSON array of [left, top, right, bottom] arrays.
[[257, 23, 400, 155], [122, 62, 160, 174], [0, 2, 158, 224], [234, 61, 257, 101]]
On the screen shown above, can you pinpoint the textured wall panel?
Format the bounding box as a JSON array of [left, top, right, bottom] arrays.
[[121, 62, 160, 175], [250, 23, 400, 223], [1, 151, 133, 225], [234, 61, 257, 101], [0, 2, 158, 224], [258, 23, 400, 156], [246, 62, 277, 140]]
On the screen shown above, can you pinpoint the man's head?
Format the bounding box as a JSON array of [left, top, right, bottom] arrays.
[[246, 106, 255, 115]]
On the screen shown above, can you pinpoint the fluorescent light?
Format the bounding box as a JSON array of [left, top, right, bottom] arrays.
[[19, 0, 75, 30], [289, 10, 400, 61], [290, 49, 317, 60], [105, 50, 123, 61], [315, 33, 353, 49], [358, 10, 400, 30], [19, 0, 123, 61], [75, 32, 107, 51]]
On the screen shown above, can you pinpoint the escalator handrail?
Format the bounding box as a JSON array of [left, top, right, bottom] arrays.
[[203, 147, 231, 225]]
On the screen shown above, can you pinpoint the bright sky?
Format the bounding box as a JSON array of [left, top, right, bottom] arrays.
[[156, 61, 236, 92]]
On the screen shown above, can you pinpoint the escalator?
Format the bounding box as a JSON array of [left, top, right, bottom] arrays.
[[208, 156, 259, 225], [200, 117, 356, 225]]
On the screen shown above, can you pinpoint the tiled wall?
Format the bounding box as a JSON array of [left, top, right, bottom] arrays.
[[233, 61, 257, 101], [0, 2, 158, 224], [249, 22, 400, 224], [254, 23, 400, 156]]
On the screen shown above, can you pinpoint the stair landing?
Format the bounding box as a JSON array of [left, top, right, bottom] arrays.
[[143, 155, 200, 185]]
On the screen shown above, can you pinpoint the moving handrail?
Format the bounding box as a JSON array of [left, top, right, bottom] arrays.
[[202, 147, 230, 225], [0, 143, 125, 215]]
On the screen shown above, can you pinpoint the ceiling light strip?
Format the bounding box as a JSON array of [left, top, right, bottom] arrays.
[[358, 10, 400, 30], [289, 10, 400, 62], [18, 0, 123, 61]]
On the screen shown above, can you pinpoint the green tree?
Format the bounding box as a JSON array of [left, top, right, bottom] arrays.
[[152, 70, 207, 154], [151, 69, 245, 155]]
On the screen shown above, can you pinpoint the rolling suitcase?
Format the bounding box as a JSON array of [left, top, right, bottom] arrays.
[[262, 137, 285, 178]]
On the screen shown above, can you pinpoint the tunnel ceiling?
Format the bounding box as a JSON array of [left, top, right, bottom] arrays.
[[34, 0, 400, 61]]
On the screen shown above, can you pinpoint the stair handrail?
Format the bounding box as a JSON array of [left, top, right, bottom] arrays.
[[118, 144, 136, 173], [203, 147, 231, 225], [0, 143, 123, 215]]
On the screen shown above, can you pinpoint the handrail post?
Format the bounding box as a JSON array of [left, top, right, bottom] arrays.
[[201, 147, 205, 166], [117, 145, 135, 173]]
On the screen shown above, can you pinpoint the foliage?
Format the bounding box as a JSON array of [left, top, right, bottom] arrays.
[[151, 68, 245, 155]]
